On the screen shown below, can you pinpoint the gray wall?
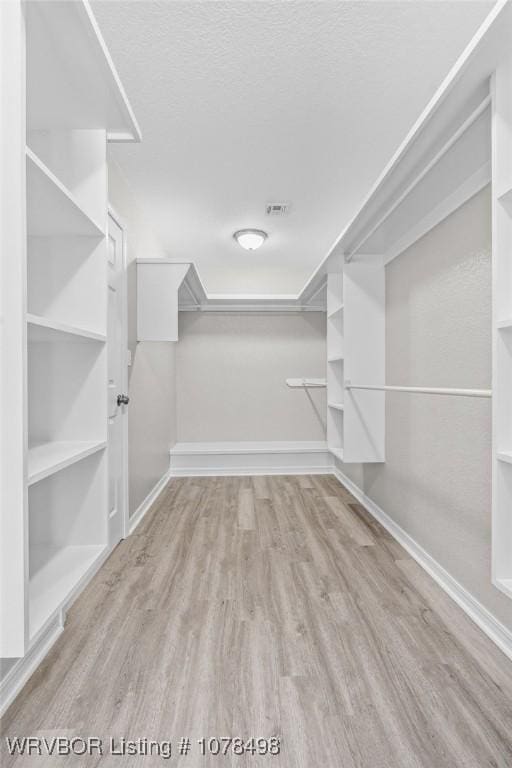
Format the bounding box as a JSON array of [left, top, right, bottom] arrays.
[[339, 186, 512, 631], [176, 312, 326, 442], [109, 162, 176, 516]]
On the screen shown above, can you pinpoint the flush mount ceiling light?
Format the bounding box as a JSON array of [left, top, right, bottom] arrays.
[[233, 229, 267, 251]]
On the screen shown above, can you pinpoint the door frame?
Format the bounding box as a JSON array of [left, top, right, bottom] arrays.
[[107, 205, 130, 540]]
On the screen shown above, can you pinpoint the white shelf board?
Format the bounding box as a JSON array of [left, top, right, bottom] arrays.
[[329, 446, 344, 461], [497, 318, 512, 330], [328, 402, 345, 412], [29, 544, 105, 640], [327, 304, 344, 318], [28, 440, 106, 486], [26, 0, 140, 141], [497, 451, 512, 465], [26, 148, 105, 237], [327, 355, 344, 363], [27, 313, 106, 343]]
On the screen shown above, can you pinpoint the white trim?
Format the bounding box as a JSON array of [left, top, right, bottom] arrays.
[[170, 465, 332, 478], [0, 617, 63, 717], [171, 441, 328, 455], [169, 441, 331, 477], [128, 471, 171, 535], [332, 466, 512, 662], [383, 163, 491, 264], [81, 0, 141, 142], [107, 207, 130, 539], [180, 304, 323, 314]]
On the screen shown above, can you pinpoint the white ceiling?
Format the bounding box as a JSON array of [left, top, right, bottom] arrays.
[[93, 0, 494, 295]]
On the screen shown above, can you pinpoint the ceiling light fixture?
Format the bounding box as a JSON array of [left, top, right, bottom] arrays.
[[234, 229, 267, 251]]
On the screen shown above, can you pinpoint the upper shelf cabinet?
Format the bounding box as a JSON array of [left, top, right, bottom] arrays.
[[25, 0, 141, 141], [137, 262, 191, 342]]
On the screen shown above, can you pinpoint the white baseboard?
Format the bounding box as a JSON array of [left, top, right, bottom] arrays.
[[169, 441, 332, 477], [332, 466, 512, 662], [0, 616, 63, 717], [128, 470, 171, 535]]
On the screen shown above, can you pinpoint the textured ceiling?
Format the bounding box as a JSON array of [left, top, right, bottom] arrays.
[[92, 0, 494, 294]]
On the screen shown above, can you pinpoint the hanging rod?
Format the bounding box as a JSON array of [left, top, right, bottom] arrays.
[[286, 378, 327, 388], [345, 383, 491, 398]]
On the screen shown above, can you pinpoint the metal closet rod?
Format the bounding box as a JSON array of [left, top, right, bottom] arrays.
[[345, 383, 492, 398]]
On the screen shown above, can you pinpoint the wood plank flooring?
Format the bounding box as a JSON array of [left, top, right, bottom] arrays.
[[2, 474, 512, 767]]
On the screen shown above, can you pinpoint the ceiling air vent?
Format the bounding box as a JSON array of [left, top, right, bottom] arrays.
[[266, 202, 289, 216]]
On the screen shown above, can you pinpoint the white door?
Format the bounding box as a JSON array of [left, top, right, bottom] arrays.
[[107, 212, 128, 546]]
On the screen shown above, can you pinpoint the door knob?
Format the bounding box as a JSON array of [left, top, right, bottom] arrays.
[[117, 394, 130, 406]]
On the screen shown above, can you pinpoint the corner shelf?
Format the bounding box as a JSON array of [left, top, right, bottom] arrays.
[[330, 446, 344, 462], [29, 544, 105, 640], [28, 441, 106, 486], [27, 314, 106, 343], [328, 355, 344, 363], [328, 402, 344, 411], [26, 148, 105, 238], [497, 317, 512, 330]]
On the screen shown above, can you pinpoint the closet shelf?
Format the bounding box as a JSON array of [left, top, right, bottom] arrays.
[[328, 402, 344, 411], [28, 441, 107, 486], [26, 148, 105, 238], [26, 0, 140, 140], [27, 314, 106, 343], [497, 451, 512, 466], [497, 317, 512, 331], [327, 355, 344, 363], [330, 446, 344, 461], [327, 304, 344, 318], [29, 544, 105, 640]]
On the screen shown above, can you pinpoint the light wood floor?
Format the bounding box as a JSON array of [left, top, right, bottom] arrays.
[[2, 474, 512, 767]]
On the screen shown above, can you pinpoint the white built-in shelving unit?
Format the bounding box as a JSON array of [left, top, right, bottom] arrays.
[[492, 50, 512, 600], [326, 272, 344, 461], [295, 0, 512, 493], [0, 0, 139, 659], [323, 258, 386, 465]]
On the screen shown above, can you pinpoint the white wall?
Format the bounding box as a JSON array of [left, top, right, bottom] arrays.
[[176, 312, 326, 442], [339, 187, 512, 631], [108, 161, 176, 515]]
